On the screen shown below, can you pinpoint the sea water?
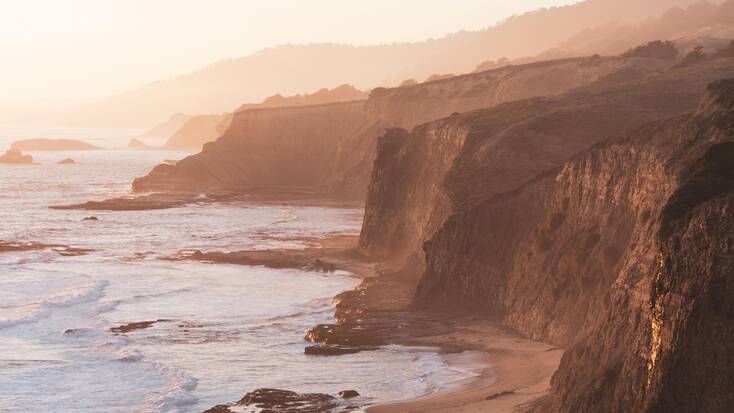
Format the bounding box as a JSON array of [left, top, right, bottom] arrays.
[[0, 128, 477, 412]]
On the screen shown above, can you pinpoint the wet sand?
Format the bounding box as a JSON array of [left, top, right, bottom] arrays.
[[186, 234, 562, 413], [367, 323, 563, 413]]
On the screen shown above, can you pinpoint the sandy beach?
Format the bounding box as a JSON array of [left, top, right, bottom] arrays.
[[367, 323, 563, 413], [182, 233, 563, 412]]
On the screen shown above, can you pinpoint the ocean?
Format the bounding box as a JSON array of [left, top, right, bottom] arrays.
[[0, 127, 477, 412]]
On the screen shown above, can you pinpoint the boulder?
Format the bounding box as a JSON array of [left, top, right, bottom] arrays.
[[339, 390, 360, 399]]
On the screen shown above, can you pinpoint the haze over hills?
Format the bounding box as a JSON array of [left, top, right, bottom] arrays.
[[59, 0, 703, 128], [545, 0, 734, 57], [6, 1, 734, 412]]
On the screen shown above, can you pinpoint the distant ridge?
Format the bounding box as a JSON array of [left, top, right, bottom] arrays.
[[65, 0, 701, 128]]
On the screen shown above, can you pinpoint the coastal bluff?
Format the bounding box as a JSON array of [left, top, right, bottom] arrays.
[[132, 54, 672, 200]]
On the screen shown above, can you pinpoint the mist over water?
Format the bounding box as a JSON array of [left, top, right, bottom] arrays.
[[0, 129, 475, 412]]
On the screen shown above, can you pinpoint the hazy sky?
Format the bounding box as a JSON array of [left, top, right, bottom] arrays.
[[0, 0, 578, 107]]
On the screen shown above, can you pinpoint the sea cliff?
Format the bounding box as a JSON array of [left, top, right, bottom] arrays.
[[359, 57, 734, 265], [133, 55, 672, 201], [384, 78, 734, 412]]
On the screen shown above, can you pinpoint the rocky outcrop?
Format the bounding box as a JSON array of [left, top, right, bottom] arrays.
[[133, 54, 674, 199], [0, 240, 93, 256], [127, 138, 151, 149], [203, 388, 362, 413], [359, 56, 734, 263], [0, 149, 32, 164], [10, 138, 99, 151], [57, 158, 76, 164], [410, 79, 734, 412]]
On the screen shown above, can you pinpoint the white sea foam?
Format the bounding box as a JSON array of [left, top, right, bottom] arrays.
[[0, 141, 475, 412], [0, 279, 108, 329], [139, 366, 199, 413]]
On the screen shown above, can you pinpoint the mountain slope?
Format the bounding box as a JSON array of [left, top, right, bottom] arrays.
[[68, 0, 700, 128]]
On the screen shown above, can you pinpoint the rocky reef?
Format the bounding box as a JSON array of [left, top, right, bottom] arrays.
[[132, 54, 673, 200], [203, 388, 362, 412]]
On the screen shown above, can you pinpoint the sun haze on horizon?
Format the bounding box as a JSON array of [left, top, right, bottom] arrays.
[[0, 0, 579, 110]]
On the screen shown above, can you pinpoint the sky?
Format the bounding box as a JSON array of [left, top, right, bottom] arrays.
[[0, 0, 579, 108]]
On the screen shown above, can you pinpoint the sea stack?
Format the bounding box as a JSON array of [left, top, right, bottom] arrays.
[[128, 138, 150, 149], [0, 149, 33, 164]]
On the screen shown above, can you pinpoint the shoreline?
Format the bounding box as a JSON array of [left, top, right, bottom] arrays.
[[188, 233, 563, 412], [365, 322, 563, 413]]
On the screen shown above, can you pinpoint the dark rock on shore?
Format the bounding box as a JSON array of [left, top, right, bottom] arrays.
[[304, 344, 371, 356], [170, 249, 340, 273], [109, 319, 172, 334], [203, 388, 361, 413], [0, 149, 32, 164], [82, 216, 98, 221], [304, 267, 456, 353], [0, 241, 94, 256], [49, 192, 209, 211], [339, 390, 360, 399]]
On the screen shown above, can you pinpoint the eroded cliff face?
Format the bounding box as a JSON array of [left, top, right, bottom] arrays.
[[359, 57, 734, 263], [134, 101, 369, 194], [132, 55, 671, 199], [415, 80, 734, 412]]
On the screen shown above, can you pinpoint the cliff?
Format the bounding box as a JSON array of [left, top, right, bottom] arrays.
[[360, 56, 734, 262], [133, 54, 673, 198], [135, 100, 369, 194], [407, 79, 734, 411], [164, 114, 229, 150]]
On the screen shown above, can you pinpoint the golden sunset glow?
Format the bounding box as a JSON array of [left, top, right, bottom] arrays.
[[1, 1, 731, 412]]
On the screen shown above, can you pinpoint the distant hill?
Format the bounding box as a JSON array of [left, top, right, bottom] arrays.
[[546, 0, 734, 57], [65, 0, 701, 128], [474, 0, 733, 72]]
